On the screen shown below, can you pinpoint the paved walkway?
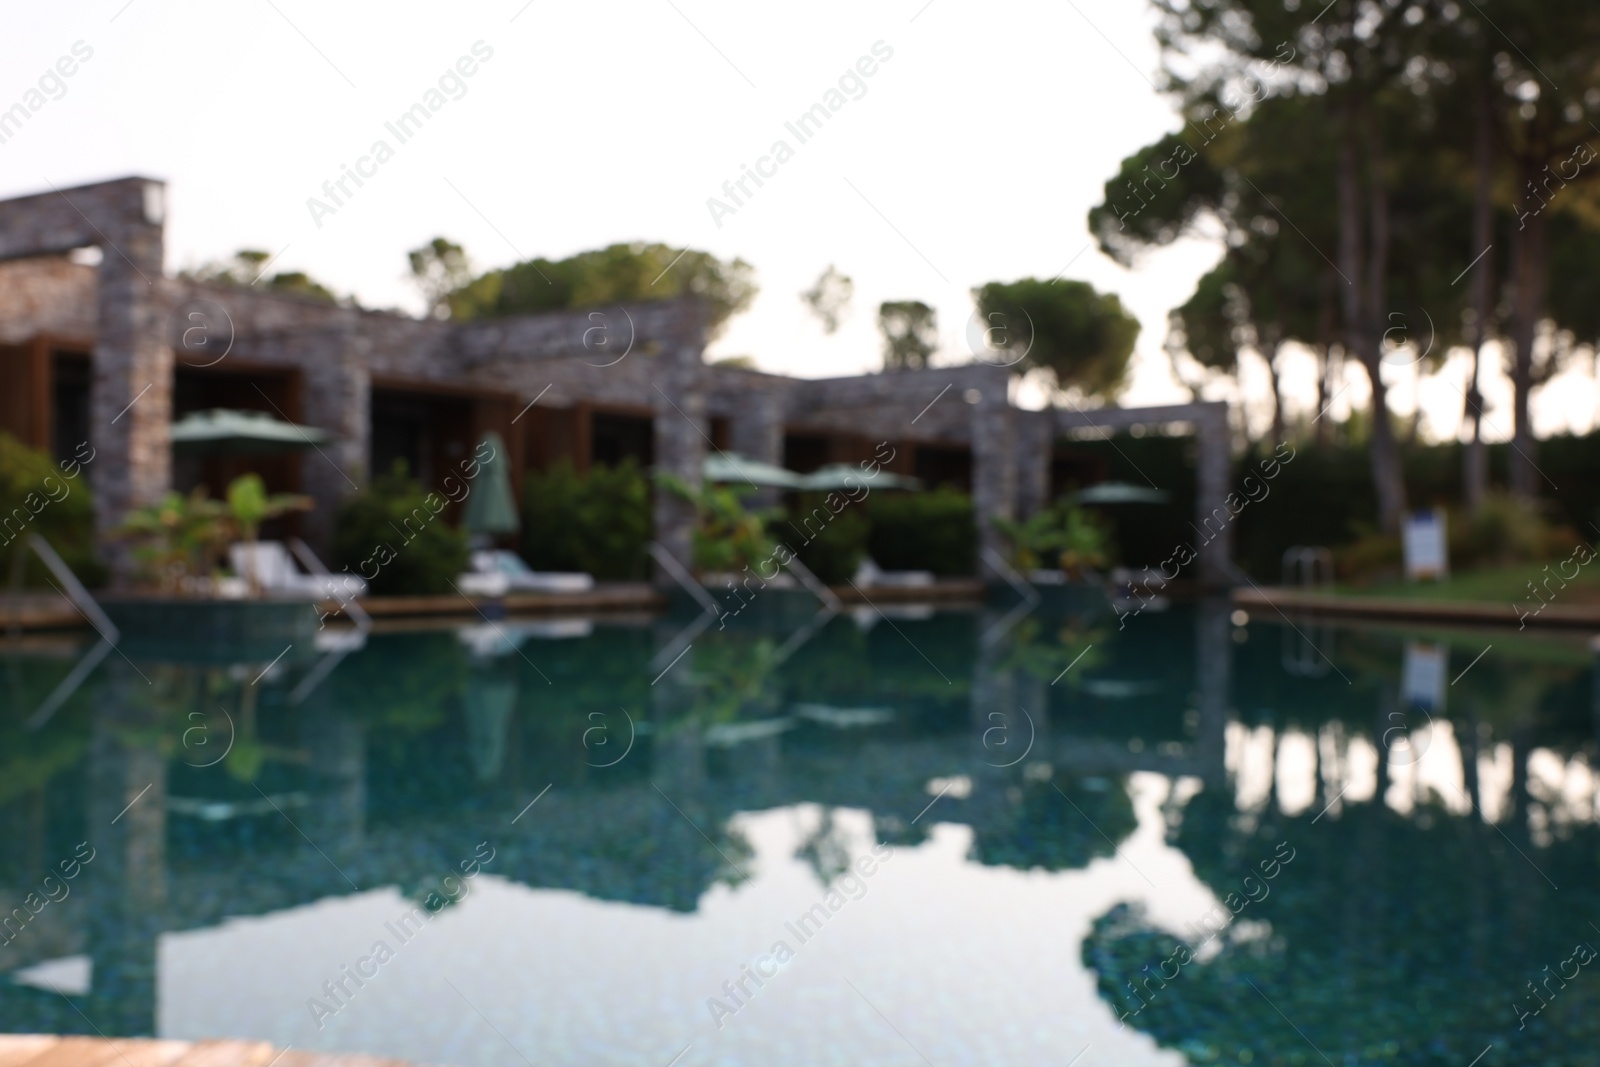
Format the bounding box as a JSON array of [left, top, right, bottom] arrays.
[[0, 1036, 425, 1067], [1233, 585, 1600, 629]]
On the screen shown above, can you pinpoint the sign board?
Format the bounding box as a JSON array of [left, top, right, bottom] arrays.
[[1403, 508, 1449, 581]]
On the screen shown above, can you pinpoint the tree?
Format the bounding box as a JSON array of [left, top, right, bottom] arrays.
[[187, 250, 342, 303], [407, 237, 472, 320], [1125, 1, 1465, 530], [1470, 3, 1600, 497], [1165, 260, 1244, 402], [448, 242, 757, 341], [973, 279, 1139, 400], [800, 265, 854, 334], [878, 301, 937, 370]]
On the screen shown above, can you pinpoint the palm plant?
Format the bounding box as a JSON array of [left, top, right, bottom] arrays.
[[995, 498, 1113, 578], [656, 473, 780, 575], [117, 490, 231, 594]]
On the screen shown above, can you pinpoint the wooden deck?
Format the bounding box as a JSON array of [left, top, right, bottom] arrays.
[[0, 1036, 428, 1067]]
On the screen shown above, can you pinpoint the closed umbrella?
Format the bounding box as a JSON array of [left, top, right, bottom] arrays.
[[463, 431, 520, 536]]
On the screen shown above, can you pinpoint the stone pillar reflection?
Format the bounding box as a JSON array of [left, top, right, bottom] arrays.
[[1193, 596, 1231, 790], [301, 711, 367, 857], [85, 660, 168, 1036]]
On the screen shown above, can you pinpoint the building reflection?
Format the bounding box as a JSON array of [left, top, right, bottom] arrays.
[[1, 596, 1597, 1057]]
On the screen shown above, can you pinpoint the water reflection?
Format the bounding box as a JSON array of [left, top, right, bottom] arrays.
[[1, 594, 1597, 1064]]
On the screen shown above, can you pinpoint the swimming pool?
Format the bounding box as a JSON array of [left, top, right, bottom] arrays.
[[2, 594, 1596, 1065]]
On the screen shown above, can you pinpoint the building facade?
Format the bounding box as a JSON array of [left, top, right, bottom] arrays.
[[0, 177, 1235, 584]]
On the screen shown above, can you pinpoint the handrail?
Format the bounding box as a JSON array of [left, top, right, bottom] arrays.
[[778, 547, 843, 612], [28, 533, 119, 642], [288, 537, 372, 632], [648, 541, 720, 615], [1281, 546, 1334, 590], [981, 546, 1042, 605]]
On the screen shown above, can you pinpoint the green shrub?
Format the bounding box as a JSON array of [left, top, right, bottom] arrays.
[[334, 466, 469, 596], [866, 487, 976, 576], [785, 493, 870, 583], [0, 432, 104, 587], [1452, 491, 1559, 567], [522, 459, 651, 580]]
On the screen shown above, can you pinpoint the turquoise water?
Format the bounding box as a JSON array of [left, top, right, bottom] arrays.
[[2, 594, 1597, 1066]]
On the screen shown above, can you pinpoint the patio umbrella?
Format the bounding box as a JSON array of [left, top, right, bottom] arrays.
[[703, 452, 806, 489], [170, 408, 330, 457], [1068, 482, 1169, 506], [463, 431, 520, 536], [799, 464, 920, 491]]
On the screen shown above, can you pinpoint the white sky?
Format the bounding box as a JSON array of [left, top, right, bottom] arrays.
[[4, 0, 1594, 441]]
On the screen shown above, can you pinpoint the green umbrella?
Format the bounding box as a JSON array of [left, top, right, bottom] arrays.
[[1069, 482, 1169, 505], [463, 431, 520, 536], [170, 408, 330, 457], [799, 463, 920, 491], [703, 452, 806, 489]]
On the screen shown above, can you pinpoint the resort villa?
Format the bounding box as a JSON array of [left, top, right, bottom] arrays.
[[0, 176, 1237, 585]]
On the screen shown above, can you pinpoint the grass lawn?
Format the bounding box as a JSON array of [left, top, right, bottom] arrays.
[[1335, 560, 1600, 605]]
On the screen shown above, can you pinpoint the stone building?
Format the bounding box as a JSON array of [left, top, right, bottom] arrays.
[[0, 176, 1235, 584]]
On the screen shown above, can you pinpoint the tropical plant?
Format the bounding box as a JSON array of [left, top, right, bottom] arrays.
[[994, 498, 1113, 577], [226, 473, 310, 542], [116, 489, 232, 594], [657, 474, 779, 575]]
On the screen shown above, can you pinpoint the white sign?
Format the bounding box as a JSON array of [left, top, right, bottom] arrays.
[[1403, 508, 1449, 581]]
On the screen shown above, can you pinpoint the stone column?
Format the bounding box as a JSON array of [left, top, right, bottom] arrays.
[[1015, 412, 1052, 519], [92, 182, 172, 580], [1194, 403, 1234, 587], [298, 326, 371, 553], [652, 354, 706, 587], [970, 385, 1016, 581], [727, 388, 783, 510]]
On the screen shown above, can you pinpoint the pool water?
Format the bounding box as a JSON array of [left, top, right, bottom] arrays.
[[2, 594, 1597, 1066]]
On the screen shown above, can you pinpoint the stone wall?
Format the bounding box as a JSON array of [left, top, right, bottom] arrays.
[[0, 257, 96, 344]]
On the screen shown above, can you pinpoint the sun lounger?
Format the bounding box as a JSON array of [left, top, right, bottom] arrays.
[[853, 557, 935, 588], [230, 541, 366, 600], [467, 550, 594, 593]]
